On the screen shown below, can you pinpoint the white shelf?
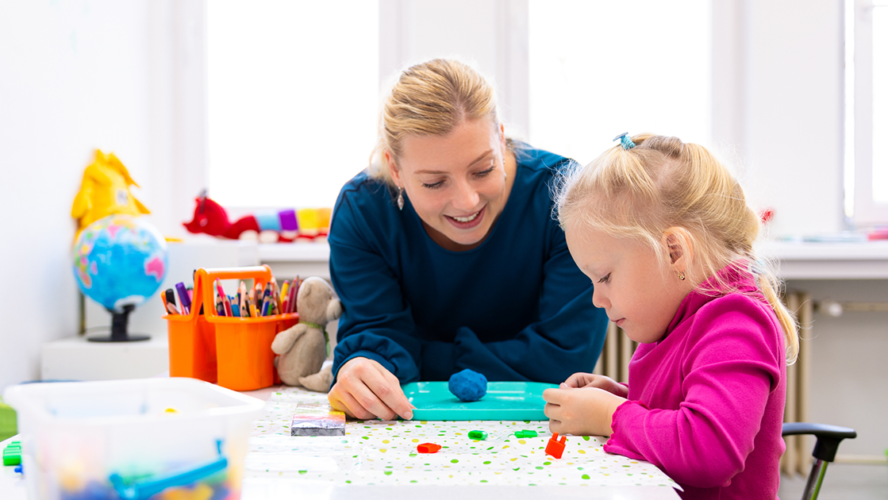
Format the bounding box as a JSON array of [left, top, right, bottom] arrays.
[[249, 240, 888, 280], [257, 242, 330, 262], [757, 241, 888, 280]]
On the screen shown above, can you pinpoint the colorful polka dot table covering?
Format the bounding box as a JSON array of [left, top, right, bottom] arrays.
[[246, 386, 679, 489]]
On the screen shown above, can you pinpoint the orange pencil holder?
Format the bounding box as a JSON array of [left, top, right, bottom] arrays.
[[164, 265, 299, 391]]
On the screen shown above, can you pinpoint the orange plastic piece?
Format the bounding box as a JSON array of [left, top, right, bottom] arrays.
[[546, 433, 567, 459], [164, 265, 298, 391], [417, 443, 442, 454]]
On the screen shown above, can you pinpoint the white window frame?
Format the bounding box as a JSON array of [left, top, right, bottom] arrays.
[[847, 0, 888, 226]]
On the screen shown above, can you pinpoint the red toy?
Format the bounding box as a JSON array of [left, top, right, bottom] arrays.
[[183, 191, 301, 242], [417, 443, 442, 454], [545, 433, 566, 459]]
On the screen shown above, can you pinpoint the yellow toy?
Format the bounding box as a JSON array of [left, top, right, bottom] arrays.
[[71, 150, 150, 241]]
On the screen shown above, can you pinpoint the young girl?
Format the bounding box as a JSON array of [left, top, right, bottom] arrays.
[[544, 133, 798, 499]]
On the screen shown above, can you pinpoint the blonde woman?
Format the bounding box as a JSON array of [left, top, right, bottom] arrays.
[[327, 59, 608, 420], [545, 133, 798, 498]]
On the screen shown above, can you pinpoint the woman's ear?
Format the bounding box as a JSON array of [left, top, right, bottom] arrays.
[[385, 149, 402, 188], [662, 227, 694, 273]]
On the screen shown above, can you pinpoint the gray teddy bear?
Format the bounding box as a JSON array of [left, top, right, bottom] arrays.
[[271, 277, 342, 392]]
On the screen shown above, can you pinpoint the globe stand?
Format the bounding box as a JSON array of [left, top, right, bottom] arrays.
[[87, 305, 150, 342]]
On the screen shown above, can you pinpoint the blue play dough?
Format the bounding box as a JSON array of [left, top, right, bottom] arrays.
[[448, 369, 488, 402]]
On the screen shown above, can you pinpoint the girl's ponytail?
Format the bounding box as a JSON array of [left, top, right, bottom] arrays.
[[756, 267, 800, 364]]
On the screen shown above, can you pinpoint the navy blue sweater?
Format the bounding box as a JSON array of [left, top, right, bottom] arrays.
[[328, 146, 608, 384]]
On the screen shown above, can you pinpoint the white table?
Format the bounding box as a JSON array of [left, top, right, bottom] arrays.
[[0, 385, 680, 499]]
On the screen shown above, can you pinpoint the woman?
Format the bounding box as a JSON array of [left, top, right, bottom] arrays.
[[327, 58, 608, 420]]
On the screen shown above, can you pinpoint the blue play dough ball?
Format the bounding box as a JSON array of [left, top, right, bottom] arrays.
[[449, 369, 488, 402]]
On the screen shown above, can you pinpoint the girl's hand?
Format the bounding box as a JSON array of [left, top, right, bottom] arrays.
[[328, 357, 415, 421], [543, 387, 628, 437], [560, 373, 628, 398]]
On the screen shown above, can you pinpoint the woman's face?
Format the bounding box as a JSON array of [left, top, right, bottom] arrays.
[[389, 118, 512, 249]]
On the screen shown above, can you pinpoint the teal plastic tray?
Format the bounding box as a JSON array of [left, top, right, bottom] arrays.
[[402, 381, 556, 421]]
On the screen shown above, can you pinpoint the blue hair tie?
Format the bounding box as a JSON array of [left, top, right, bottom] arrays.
[[613, 132, 635, 150]]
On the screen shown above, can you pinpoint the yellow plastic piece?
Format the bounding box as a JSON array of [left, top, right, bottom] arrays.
[[71, 150, 150, 242], [159, 482, 213, 500], [164, 408, 177, 413]]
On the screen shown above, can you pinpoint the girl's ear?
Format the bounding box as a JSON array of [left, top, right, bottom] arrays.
[[385, 149, 402, 187], [662, 227, 694, 273]]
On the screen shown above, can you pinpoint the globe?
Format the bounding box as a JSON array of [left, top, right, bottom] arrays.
[[72, 214, 168, 317]]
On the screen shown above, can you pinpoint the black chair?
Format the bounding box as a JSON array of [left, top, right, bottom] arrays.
[[782, 422, 857, 500]]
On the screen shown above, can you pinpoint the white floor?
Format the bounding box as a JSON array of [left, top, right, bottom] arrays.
[[778, 464, 887, 499]]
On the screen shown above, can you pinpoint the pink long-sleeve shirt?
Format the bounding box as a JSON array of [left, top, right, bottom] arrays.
[[604, 267, 786, 499]]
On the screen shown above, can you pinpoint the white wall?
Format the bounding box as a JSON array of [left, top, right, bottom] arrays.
[[713, 0, 846, 237], [0, 0, 200, 391], [380, 0, 529, 137]]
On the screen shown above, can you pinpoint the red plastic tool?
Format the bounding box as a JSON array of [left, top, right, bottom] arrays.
[[546, 433, 567, 459], [417, 442, 442, 454]]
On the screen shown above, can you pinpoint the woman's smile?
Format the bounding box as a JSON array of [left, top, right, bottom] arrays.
[[445, 205, 486, 229]]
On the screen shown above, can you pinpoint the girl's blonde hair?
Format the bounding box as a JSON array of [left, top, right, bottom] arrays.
[[556, 134, 799, 364], [369, 58, 501, 187]]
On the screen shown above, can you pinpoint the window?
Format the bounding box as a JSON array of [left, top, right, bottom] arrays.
[[847, 0, 888, 225], [527, 0, 711, 165], [207, 0, 379, 209]]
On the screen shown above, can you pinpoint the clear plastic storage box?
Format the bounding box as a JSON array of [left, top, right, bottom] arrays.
[[3, 378, 264, 500]]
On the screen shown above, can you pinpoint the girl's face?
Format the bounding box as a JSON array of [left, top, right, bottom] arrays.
[[565, 227, 693, 343], [389, 118, 513, 250]]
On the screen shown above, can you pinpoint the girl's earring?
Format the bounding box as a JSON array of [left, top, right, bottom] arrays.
[[397, 187, 405, 211], [678, 271, 686, 281]]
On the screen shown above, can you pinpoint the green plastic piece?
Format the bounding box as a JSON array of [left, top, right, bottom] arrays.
[[468, 430, 488, 440], [3, 446, 21, 466], [402, 381, 557, 421], [515, 430, 538, 439]]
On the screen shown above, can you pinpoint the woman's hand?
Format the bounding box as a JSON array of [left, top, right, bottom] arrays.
[[560, 373, 628, 398], [543, 387, 627, 437], [328, 357, 415, 421]]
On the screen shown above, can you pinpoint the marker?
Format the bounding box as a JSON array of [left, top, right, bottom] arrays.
[[215, 279, 233, 317], [175, 282, 191, 315], [166, 302, 181, 315], [165, 289, 177, 309], [264, 282, 274, 316], [238, 281, 248, 317], [229, 296, 241, 317], [280, 281, 290, 313]]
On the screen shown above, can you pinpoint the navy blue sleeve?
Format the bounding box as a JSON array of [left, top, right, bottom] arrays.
[[423, 219, 607, 384], [329, 191, 422, 384]]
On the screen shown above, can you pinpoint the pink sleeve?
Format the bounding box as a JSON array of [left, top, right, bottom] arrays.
[[603, 298, 782, 488]]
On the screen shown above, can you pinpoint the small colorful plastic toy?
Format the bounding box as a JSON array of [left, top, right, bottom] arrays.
[[546, 433, 566, 459], [417, 443, 442, 454], [183, 191, 331, 243], [515, 430, 538, 439], [3, 441, 21, 466], [468, 430, 487, 440], [71, 150, 150, 242]]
